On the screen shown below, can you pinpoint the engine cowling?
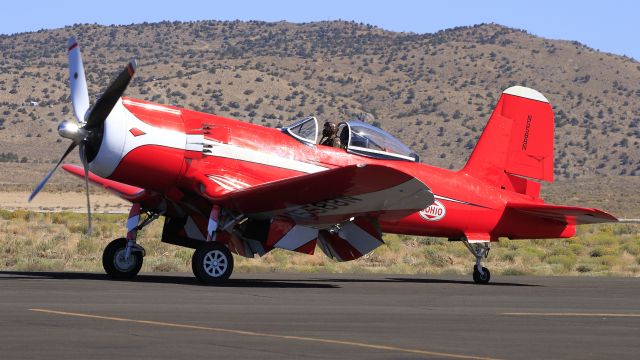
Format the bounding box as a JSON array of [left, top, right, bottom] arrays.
[[89, 98, 187, 192]]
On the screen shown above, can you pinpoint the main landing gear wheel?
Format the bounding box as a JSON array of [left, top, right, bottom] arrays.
[[473, 266, 491, 284], [462, 240, 491, 284], [103, 238, 143, 279], [192, 242, 234, 284]]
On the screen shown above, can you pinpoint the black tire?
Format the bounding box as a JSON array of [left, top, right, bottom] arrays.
[[472, 266, 491, 284], [102, 238, 143, 279], [192, 242, 234, 284]]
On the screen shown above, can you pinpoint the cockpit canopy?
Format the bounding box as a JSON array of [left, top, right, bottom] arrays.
[[338, 121, 419, 162], [283, 117, 419, 162]]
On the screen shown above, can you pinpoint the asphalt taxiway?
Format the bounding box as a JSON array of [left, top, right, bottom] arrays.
[[0, 272, 639, 359]]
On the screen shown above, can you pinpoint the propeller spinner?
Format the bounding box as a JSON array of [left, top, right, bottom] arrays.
[[28, 37, 137, 235]]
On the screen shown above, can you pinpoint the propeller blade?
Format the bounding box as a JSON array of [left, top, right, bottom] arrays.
[[28, 142, 77, 202], [67, 37, 90, 124], [79, 143, 93, 235], [84, 60, 137, 130]]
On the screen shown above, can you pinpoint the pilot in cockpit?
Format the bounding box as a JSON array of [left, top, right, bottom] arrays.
[[319, 121, 342, 148]]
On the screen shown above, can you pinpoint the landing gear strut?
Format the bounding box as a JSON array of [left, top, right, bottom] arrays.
[[103, 203, 159, 279], [463, 240, 491, 284]]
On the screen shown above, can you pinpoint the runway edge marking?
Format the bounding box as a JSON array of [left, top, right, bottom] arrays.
[[30, 308, 499, 360], [502, 312, 640, 318]]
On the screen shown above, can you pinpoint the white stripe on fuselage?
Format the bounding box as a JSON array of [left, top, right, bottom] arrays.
[[203, 138, 327, 174], [122, 98, 182, 115], [93, 99, 327, 178]]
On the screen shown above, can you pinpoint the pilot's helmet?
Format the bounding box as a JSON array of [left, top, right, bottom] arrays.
[[323, 122, 337, 136]]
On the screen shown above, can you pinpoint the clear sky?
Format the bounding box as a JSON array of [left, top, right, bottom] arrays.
[[2, 0, 638, 60]]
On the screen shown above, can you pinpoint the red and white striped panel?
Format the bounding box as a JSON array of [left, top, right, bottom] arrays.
[[266, 219, 318, 255], [206, 204, 220, 242], [184, 215, 206, 241], [172, 204, 208, 241], [221, 231, 271, 258], [317, 217, 384, 261], [126, 203, 142, 241]]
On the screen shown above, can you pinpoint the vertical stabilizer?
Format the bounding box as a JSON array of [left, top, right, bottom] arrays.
[[463, 86, 554, 195]]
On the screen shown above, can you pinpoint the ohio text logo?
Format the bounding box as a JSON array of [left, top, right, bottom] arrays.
[[419, 200, 446, 221]]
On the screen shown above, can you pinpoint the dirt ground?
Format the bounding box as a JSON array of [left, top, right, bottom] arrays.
[[0, 191, 129, 213]]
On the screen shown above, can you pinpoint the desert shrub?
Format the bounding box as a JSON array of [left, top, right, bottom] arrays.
[[8, 209, 31, 221], [416, 236, 447, 245], [568, 243, 585, 255], [498, 250, 516, 262], [590, 246, 619, 257], [597, 255, 619, 267], [174, 248, 193, 265], [0, 209, 13, 220], [500, 238, 522, 250], [613, 224, 639, 235], [423, 247, 450, 267], [516, 245, 545, 258], [548, 245, 574, 257], [502, 267, 526, 275], [546, 254, 577, 271], [576, 263, 592, 273], [622, 241, 640, 256], [151, 260, 181, 272], [76, 236, 100, 255]]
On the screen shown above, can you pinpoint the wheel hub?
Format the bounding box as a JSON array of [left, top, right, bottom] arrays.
[[203, 250, 228, 277], [114, 248, 136, 272]]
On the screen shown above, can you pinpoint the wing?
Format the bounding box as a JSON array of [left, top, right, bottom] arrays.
[[199, 164, 434, 261], [62, 164, 146, 202], [200, 164, 434, 226], [506, 202, 618, 225]]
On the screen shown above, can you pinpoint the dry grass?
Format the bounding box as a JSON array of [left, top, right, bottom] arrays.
[[0, 190, 130, 213], [1, 210, 638, 277]]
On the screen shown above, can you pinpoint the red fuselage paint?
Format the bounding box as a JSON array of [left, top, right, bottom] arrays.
[[103, 97, 577, 242]]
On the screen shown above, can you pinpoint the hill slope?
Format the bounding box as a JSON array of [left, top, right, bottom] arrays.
[[1, 20, 639, 199]]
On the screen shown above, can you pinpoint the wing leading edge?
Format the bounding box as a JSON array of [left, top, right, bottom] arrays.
[[62, 164, 145, 201]]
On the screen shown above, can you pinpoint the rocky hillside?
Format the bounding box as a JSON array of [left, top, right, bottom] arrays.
[[1, 20, 639, 187]]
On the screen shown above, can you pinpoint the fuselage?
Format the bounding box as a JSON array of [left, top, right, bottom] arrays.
[[89, 96, 575, 242]]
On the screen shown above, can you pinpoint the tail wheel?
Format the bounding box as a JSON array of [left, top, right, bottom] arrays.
[[103, 238, 143, 279], [472, 266, 491, 284], [192, 242, 234, 284]]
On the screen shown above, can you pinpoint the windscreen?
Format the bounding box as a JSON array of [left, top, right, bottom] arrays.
[[284, 116, 317, 144]]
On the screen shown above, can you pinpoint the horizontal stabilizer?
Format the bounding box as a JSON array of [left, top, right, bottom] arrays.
[[507, 202, 618, 225]]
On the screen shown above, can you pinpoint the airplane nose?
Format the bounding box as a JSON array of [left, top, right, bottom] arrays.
[[58, 120, 84, 142]]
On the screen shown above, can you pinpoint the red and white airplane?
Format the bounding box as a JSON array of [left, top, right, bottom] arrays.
[[30, 37, 619, 284]]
